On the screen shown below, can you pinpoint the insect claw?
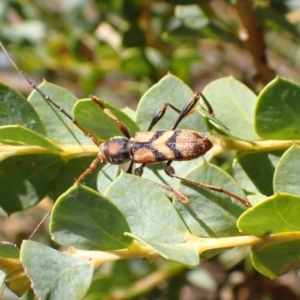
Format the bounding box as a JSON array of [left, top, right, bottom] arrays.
[[175, 192, 189, 204]]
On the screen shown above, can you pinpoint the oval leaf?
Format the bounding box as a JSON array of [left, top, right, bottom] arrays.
[[238, 193, 300, 235], [175, 161, 248, 237], [274, 144, 300, 196], [255, 77, 300, 139], [73, 98, 139, 142], [51, 184, 132, 250], [251, 240, 300, 279], [0, 82, 45, 135], [105, 173, 189, 243], [0, 153, 65, 214], [233, 151, 282, 196], [21, 240, 93, 300], [203, 77, 258, 141], [0, 125, 62, 151]]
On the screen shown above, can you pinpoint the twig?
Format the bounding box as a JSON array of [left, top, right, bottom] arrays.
[[234, 0, 276, 85]]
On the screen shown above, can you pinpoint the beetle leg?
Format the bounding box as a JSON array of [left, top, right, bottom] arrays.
[[134, 164, 146, 176], [90, 95, 131, 138], [164, 162, 251, 207], [76, 157, 101, 183], [143, 178, 189, 204], [134, 163, 188, 203], [147, 93, 214, 131], [147, 103, 181, 130]]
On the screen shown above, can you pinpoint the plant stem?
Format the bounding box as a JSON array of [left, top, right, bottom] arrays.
[[0, 144, 98, 156], [69, 232, 300, 267], [187, 232, 300, 253], [211, 134, 300, 153]]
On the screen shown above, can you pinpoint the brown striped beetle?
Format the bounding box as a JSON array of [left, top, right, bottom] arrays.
[[0, 42, 251, 208]]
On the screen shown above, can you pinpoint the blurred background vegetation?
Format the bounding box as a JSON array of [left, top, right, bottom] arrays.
[[1, 0, 300, 299]]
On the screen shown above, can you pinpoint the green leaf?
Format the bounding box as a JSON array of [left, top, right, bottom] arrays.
[[238, 193, 300, 235], [136, 74, 208, 133], [0, 242, 19, 259], [50, 155, 103, 200], [28, 81, 92, 145], [274, 144, 300, 196], [0, 125, 62, 151], [51, 184, 132, 250], [21, 240, 93, 300], [233, 151, 282, 196], [203, 77, 258, 140], [251, 240, 300, 279], [0, 153, 65, 214], [73, 98, 139, 142], [237, 192, 300, 278], [255, 77, 300, 139], [106, 173, 189, 243], [175, 161, 248, 237], [0, 82, 46, 135], [96, 164, 120, 195]]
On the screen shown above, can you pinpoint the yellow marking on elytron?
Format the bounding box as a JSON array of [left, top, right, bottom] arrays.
[[151, 131, 177, 160], [133, 131, 156, 143], [133, 148, 157, 163]]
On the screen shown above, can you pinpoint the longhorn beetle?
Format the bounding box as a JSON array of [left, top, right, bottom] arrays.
[[0, 42, 251, 215]]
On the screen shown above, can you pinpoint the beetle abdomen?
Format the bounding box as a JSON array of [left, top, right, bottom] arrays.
[[128, 130, 212, 164]]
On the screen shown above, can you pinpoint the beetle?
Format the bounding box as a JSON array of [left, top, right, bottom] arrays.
[[0, 41, 251, 208]]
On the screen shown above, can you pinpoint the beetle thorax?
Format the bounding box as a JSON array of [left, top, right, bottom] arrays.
[[99, 136, 131, 164]]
